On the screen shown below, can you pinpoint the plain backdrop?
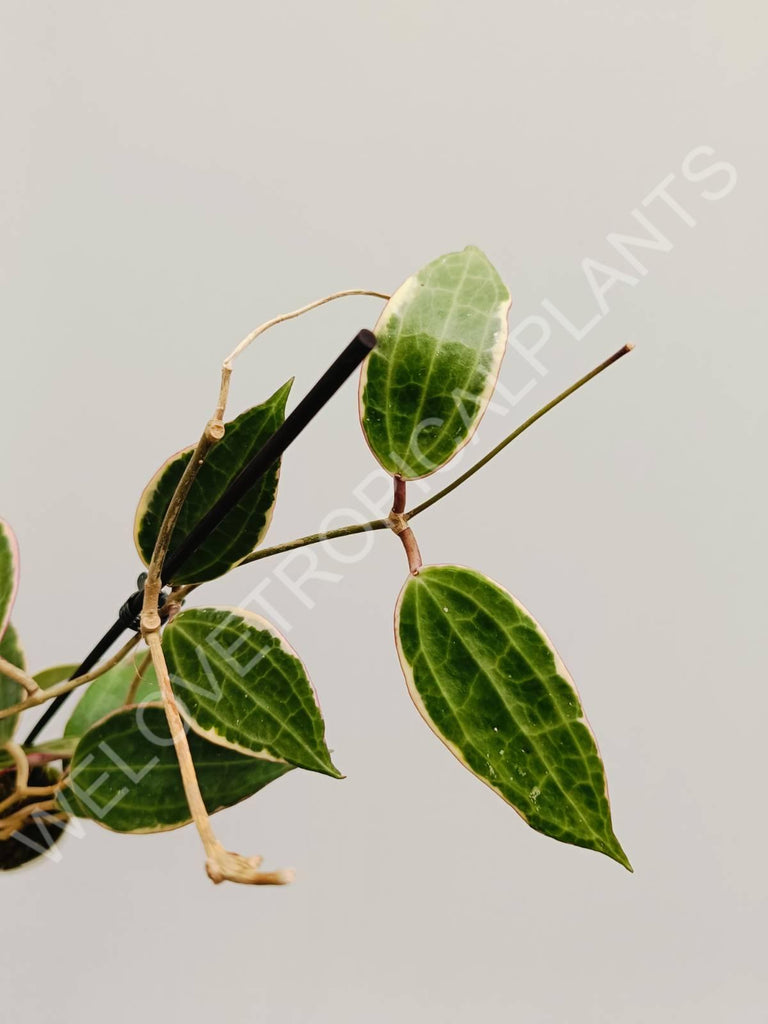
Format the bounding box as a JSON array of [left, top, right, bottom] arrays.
[[1, 2, 766, 1022]]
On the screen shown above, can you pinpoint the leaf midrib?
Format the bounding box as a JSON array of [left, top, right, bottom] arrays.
[[416, 576, 610, 846], [168, 615, 330, 773]]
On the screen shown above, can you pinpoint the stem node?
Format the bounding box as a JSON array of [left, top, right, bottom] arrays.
[[390, 476, 423, 576]]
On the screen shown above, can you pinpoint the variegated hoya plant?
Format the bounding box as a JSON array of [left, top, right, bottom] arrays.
[[0, 247, 633, 883]]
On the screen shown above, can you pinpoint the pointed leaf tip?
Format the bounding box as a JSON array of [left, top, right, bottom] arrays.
[[395, 564, 630, 869], [163, 606, 342, 778], [133, 380, 294, 584]]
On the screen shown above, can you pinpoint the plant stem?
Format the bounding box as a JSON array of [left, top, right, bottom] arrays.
[[0, 800, 61, 840], [2, 743, 29, 791], [18, 346, 632, 738], [0, 658, 42, 698], [237, 519, 390, 567], [0, 740, 77, 771], [0, 636, 140, 723], [406, 344, 634, 521], [163, 332, 377, 584], [140, 340, 299, 885], [124, 652, 153, 706], [142, 427, 223, 633], [144, 631, 292, 885], [224, 345, 635, 569], [26, 332, 380, 741], [389, 476, 422, 575], [215, 289, 389, 423]]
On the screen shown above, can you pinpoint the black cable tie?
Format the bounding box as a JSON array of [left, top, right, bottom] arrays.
[[116, 588, 167, 632]]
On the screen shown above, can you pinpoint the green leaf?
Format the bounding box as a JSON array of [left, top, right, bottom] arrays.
[[163, 607, 341, 778], [0, 518, 19, 642], [58, 704, 292, 834], [0, 623, 26, 744], [395, 565, 631, 869], [360, 247, 511, 480], [134, 380, 293, 584], [64, 654, 158, 738], [34, 663, 79, 690]]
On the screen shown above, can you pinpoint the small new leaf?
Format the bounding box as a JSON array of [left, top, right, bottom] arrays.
[[58, 704, 292, 833], [163, 607, 341, 778], [395, 565, 630, 869], [134, 380, 293, 584], [360, 247, 511, 479], [34, 664, 79, 691]]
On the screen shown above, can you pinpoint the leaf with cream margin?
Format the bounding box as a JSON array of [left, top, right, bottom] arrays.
[[0, 623, 25, 744], [163, 607, 341, 778], [0, 519, 19, 643], [134, 380, 292, 585], [359, 247, 511, 480], [394, 565, 631, 869], [58, 704, 292, 834]]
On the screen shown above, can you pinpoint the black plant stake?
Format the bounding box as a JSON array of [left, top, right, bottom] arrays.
[[24, 330, 376, 746], [0, 248, 634, 884]]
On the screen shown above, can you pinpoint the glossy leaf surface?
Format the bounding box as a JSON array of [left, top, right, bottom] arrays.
[[360, 247, 510, 479], [395, 565, 630, 869], [134, 380, 292, 584], [59, 704, 292, 833], [164, 607, 341, 778]]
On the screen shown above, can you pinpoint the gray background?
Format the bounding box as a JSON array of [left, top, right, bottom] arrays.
[[1, 2, 766, 1022]]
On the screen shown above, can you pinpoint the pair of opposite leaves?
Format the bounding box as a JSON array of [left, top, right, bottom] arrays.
[[4, 247, 628, 868]]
